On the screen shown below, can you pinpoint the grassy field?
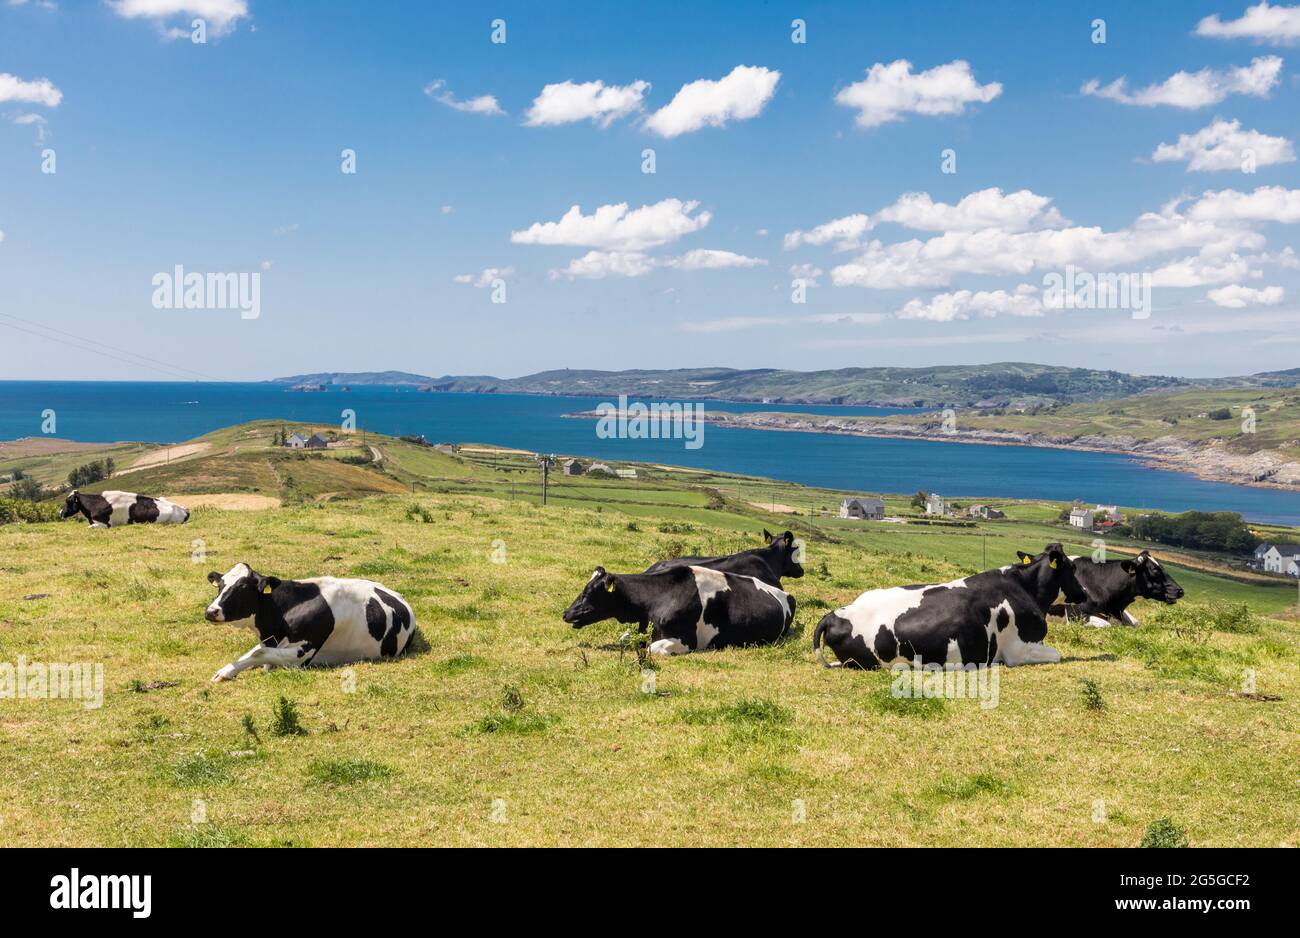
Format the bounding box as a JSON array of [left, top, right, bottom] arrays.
[[1, 424, 1297, 846]]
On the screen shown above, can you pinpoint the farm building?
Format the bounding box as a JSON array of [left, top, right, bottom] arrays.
[[284, 432, 308, 449], [967, 504, 1005, 520], [1260, 544, 1300, 576], [306, 433, 330, 450], [1069, 507, 1095, 529], [840, 496, 885, 520], [615, 468, 637, 479], [562, 459, 584, 476], [587, 463, 612, 474], [1095, 504, 1123, 522], [925, 493, 948, 516]]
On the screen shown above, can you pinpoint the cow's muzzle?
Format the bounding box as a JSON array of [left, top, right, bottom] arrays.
[[204, 608, 222, 622]]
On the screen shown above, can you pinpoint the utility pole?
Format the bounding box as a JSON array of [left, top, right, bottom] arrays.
[[537, 454, 555, 506]]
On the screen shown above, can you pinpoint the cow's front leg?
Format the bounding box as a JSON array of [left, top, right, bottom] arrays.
[[999, 640, 1061, 666], [648, 638, 691, 656], [1087, 615, 1112, 628], [212, 640, 316, 682], [1121, 610, 1140, 627]]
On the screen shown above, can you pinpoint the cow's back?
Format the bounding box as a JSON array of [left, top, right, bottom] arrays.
[[303, 577, 416, 664], [690, 567, 793, 649]]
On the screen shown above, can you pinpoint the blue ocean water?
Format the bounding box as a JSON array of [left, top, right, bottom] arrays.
[[3, 381, 1299, 525]]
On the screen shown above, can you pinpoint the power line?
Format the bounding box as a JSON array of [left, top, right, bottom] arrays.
[[0, 311, 228, 382], [0, 316, 216, 382]]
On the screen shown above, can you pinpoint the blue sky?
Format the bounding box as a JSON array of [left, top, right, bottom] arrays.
[[1, 0, 1298, 382]]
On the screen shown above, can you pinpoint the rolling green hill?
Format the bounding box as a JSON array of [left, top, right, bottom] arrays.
[[1, 421, 1296, 846]]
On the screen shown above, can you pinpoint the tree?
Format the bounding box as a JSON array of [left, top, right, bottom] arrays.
[[10, 477, 46, 502], [910, 491, 929, 510]]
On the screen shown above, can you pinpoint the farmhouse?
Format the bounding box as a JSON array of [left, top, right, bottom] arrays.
[[588, 463, 612, 474], [306, 433, 330, 450], [284, 432, 308, 449], [615, 468, 637, 479], [1095, 504, 1123, 522], [1260, 544, 1300, 577], [967, 504, 1005, 520], [1069, 507, 1095, 530], [925, 493, 948, 516], [840, 496, 885, 520], [562, 459, 584, 476]]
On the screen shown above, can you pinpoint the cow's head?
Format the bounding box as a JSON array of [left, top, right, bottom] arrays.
[[763, 528, 805, 579], [204, 563, 280, 623], [1015, 543, 1089, 606], [1122, 550, 1185, 604], [59, 490, 82, 519], [561, 567, 623, 628]]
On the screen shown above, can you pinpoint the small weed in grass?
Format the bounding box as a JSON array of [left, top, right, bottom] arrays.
[[240, 713, 261, 745], [458, 712, 556, 737], [170, 750, 233, 787], [432, 654, 486, 676], [306, 758, 395, 785], [404, 503, 434, 523], [1140, 817, 1190, 848], [268, 696, 307, 737], [678, 697, 791, 726], [1080, 678, 1105, 711], [501, 685, 524, 712], [868, 685, 948, 720], [928, 772, 1013, 803]]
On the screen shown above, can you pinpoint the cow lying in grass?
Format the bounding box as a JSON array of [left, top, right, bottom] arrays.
[[813, 543, 1088, 669], [562, 565, 795, 655], [204, 563, 415, 682], [644, 529, 804, 586], [1048, 550, 1185, 627], [60, 490, 189, 527]]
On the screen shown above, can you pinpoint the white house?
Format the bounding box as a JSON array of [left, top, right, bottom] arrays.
[[1069, 507, 1095, 529], [1095, 505, 1123, 522], [925, 494, 948, 516], [587, 463, 612, 474], [284, 432, 308, 449], [1261, 544, 1300, 576], [615, 468, 637, 479], [840, 496, 885, 520]]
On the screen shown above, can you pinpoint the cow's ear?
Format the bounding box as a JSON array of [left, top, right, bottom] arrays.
[[207, 571, 222, 585], [782, 530, 794, 544], [1017, 551, 1033, 565], [1137, 551, 1150, 563], [605, 575, 618, 593], [258, 576, 281, 594], [763, 529, 773, 540], [1121, 560, 1138, 576]]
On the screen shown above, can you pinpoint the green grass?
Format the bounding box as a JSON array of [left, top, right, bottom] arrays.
[[1, 423, 1298, 846]]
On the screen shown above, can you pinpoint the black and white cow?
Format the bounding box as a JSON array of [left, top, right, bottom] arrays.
[[812, 543, 1089, 669], [204, 563, 415, 682], [644, 529, 804, 586], [1048, 550, 1185, 627], [562, 565, 795, 655], [60, 489, 189, 527]]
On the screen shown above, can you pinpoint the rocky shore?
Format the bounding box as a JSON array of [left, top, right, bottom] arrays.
[[565, 409, 1300, 492]]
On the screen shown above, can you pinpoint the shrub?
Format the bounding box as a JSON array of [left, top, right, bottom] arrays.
[[306, 758, 394, 785], [0, 497, 60, 524], [1080, 678, 1105, 711], [67, 458, 114, 489], [1140, 817, 1190, 848], [268, 696, 306, 737]]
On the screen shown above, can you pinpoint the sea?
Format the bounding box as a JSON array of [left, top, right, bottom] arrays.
[[2, 380, 1298, 525]]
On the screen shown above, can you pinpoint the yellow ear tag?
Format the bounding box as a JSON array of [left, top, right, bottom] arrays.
[[1050, 558, 1058, 569], [263, 583, 274, 593], [1022, 556, 1031, 565], [606, 582, 616, 592], [1128, 567, 1137, 576]]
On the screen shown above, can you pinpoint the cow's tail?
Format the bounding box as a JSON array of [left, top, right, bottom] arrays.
[[812, 614, 841, 668]]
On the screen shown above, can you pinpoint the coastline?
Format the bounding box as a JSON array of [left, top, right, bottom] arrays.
[[566, 409, 1300, 494]]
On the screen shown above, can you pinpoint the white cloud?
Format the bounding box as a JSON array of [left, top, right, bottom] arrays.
[[0, 73, 62, 107], [440, 205, 454, 215], [549, 248, 765, 280], [453, 266, 514, 288], [108, 0, 249, 38], [549, 251, 658, 280], [680, 311, 885, 334], [12, 112, 49, 142], [511, 198, 711, 251], [789, 263, 824, 286], [272, 223, 299, 236], [1149, 252, 1262, 287], [1081, 56, 1282, 108], [896, 285, 1044, 322], [524, 79, 649, 127], [668, 249, 766, 271], [784, 188, 1066, 251], [829, 194, 1273, 289], [1187, 185, 1300, 222], [1207, 284, 1285, 306], [1196, 3, 1300, 44], [643, 65, 780, 138], [1152, 117, 1295, 171], [834, 59, 1001, 129], [423, 79, 505, 116]]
